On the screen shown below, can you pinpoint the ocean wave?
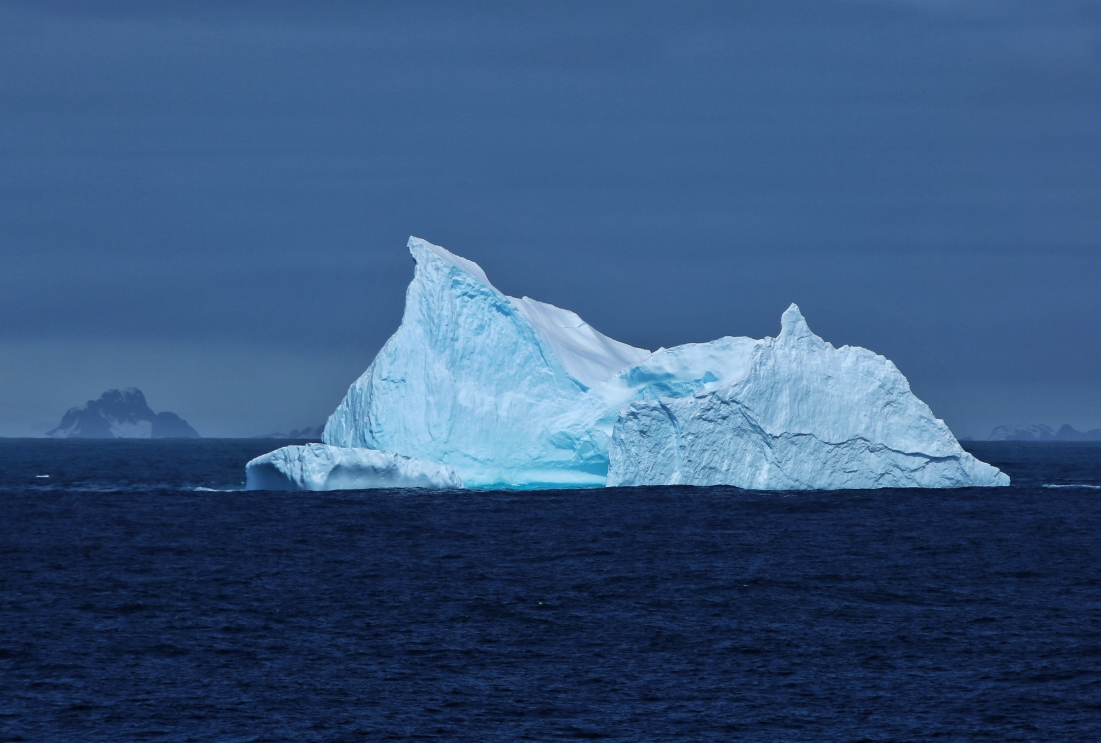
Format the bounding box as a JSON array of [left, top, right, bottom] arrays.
[[4, 482, 246, 494], [1042, 483, 1101, 490]]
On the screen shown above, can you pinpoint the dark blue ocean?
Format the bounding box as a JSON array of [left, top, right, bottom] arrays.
[[1, 440, 1099, 742]]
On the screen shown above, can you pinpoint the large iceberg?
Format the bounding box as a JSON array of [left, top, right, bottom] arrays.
[[248, 236, 1008, 491]]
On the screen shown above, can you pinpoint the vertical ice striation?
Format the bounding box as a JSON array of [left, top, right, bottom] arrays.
[[606, 305, 1009, 489], [322, 237, 649, 488]]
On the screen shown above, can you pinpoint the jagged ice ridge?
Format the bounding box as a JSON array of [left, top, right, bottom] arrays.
[[247, 236, 1008, 491]]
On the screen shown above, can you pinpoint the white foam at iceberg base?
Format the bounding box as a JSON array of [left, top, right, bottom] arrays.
[[245, 443, 464, 491]]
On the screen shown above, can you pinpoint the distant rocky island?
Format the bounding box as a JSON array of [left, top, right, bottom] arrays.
[[988, 424, 1101, 441], [47, 388, 200, 439], [253, 426, 324, 440]]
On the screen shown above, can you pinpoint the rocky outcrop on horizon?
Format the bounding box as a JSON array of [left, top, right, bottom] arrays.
[[47, 388, 200, 439], [988, 424, 1101, 441], [252, 426, 324, 440]]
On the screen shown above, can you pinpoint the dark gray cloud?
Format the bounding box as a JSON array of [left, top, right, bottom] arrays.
[[2, 0, 1099, 436]]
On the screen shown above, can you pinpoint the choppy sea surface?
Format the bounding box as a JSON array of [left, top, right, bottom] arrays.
[[1, 439, 1099, 742]]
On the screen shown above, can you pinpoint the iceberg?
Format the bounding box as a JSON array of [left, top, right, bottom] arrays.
[[607, 306, 1009, 489], [249, 236, 1008, 491], [245, 444, 463, 491], [322, 237, 648, 488]]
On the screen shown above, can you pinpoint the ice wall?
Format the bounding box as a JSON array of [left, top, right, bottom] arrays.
[[607, 306, 1009, 489], [322, 237, 646, 488]]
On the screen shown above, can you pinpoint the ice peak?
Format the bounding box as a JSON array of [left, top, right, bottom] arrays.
[[404, 235, 647, 389], [778, 303, 817, 345], [408, 235, 495, 290]]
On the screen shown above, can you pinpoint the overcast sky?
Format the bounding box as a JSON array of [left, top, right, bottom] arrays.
[[2, 0, 1099, 438]]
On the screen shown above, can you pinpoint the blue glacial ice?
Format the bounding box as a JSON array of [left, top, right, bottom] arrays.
[[245, 443, 463, 491], [606, 305, 1009, 489], [249, 236, 1008, 491], [320, 237, 641, 488]]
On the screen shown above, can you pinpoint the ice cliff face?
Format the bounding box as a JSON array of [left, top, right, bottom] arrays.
[[252, 236, 1007, 491], [323, 237, 648, 488], [607, 306, 1008, 489]]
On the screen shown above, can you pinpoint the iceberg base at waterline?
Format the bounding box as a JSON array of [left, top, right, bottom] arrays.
[[246, 235, 1009, 492], [245, 444, 464, 491]]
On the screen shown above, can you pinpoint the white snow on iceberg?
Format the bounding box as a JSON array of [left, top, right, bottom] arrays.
[[250, 235, 1007, 491], [245, 443, 463, 491]]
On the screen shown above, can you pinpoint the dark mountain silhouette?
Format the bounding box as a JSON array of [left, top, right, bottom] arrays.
[[252, 425, 324, 440], [988, 424, 1101, 441], [1052, 424, 1101, 441], [47, 388, 200, 439]]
